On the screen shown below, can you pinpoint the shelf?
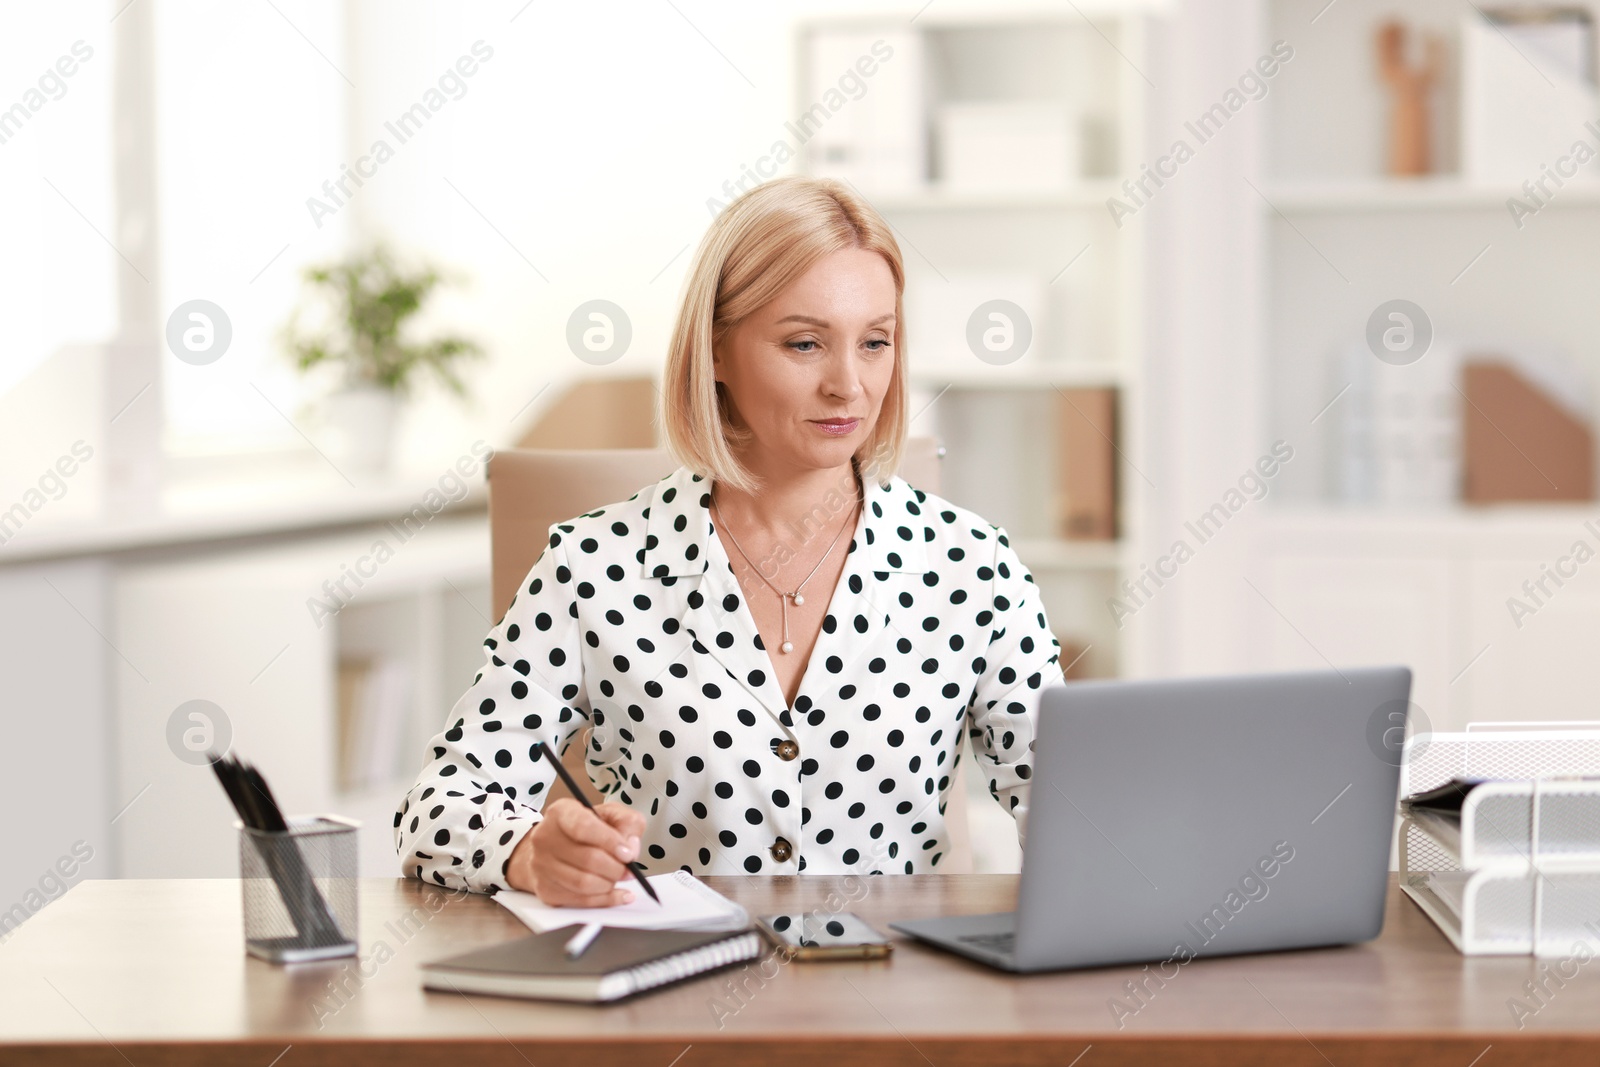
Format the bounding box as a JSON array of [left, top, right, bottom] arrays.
[[0, 468, 488, 564], [1012, 538, 1123, 570], [1263, 500, 1600, 529], [860, 0, 1166, 25], [1253, 504, 1600, 577], [797, 5, 1144, 676], [1261, 178, 1600, 214], [864, 182, 1121, 213], [911, 362, 1127, 390]]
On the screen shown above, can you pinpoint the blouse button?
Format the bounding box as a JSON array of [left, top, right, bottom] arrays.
[[770, 836, 793, 862], [776, 739, 799, 761]]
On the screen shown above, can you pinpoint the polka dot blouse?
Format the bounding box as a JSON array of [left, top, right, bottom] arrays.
[[395, 464, 1062, 891]]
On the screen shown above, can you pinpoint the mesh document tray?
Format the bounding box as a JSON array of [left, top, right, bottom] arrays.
[[1397, 724, 1600, 956]]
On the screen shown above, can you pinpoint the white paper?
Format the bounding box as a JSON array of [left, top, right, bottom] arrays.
[[492, 869, 749, 933]]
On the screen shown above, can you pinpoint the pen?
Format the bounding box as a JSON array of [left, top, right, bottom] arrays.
[[532, 741, 661, 905], [208, 752, 345, 946], [564, 921, 603, 958]]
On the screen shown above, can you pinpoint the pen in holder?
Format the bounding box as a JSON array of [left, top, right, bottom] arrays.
[[238, 815, 360, 963]]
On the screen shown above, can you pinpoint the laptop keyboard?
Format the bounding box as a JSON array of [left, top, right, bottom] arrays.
[[956, 931, 1015, 953]]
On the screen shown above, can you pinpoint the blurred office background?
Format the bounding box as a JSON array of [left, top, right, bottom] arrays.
[[5, 0, 1600, 910]]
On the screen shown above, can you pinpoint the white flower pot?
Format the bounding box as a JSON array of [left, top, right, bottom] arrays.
[[326, 385, 399, 477]]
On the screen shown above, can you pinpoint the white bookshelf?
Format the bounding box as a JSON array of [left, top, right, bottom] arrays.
[[796, 7, 1150, 690], [867, 182, 1126, 212], [1011, 537, 1128, 570], [1232, 0, 1600, 738], [908, 362, 1130, 389], [1265, 179, 1600, 213], [1260, 0, 1600, 504]]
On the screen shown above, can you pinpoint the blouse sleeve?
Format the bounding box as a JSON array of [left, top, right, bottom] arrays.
[[394, 526, 592, 893], [965, 525, 1062, 848]]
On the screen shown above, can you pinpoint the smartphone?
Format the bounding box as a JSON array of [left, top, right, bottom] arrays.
[[756, 912, 893, 960]]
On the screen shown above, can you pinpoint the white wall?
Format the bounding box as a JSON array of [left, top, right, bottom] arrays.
[[341, 0, 843, 459], [0, 560, 113, 922], [1122, 0, 1272, 678], [0, 2, 118, 502]]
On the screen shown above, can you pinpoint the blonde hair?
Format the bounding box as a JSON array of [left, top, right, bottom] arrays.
[[661, 176, 908, 495]]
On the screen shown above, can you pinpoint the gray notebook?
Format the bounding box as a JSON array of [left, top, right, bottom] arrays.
[[422, 924, 764, 1003]]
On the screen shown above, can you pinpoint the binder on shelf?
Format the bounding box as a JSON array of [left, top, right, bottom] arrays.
[[937, 101, 1081, 192], [1054, 387, 1117, 540], [335, 656, 416, 793], [902, 272, 1048, 372], [1461, 10, 1599, 185], [1056, 636, 1091, 681], [1332, 340, 1461, 506], [800, 27, 926, 194]]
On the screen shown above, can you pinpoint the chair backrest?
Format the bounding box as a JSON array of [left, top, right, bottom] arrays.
[[489, 448, 676, 621], [482, 437, 971, 870], [487, 438, 945, 619]]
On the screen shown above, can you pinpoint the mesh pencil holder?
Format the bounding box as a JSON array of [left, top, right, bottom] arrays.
[[238, 815, 360, 963]]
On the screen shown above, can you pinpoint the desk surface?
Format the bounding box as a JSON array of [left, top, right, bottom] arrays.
[[2, 875, 1597, 1066]]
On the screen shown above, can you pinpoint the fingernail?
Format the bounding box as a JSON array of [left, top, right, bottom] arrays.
[[616, 838, 637, 860], [623, 890, 636, 903]]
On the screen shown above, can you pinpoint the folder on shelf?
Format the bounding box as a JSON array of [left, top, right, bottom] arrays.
[[1056, 636, 1091, 680], [335, 656, 415, 792], [1055, 387, 1118, 540], [1462, 360, 1594, 503]]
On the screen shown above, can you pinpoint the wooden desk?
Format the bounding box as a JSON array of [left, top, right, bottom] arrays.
[[2, 875, 1597, 1065]]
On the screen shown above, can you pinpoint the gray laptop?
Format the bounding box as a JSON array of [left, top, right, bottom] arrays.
[[892, 666, 1412, 972]]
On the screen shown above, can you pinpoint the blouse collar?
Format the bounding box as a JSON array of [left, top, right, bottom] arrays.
[[641, 461, 936, 721], [639, 462, 931, 582]]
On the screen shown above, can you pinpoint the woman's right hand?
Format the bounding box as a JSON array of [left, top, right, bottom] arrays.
[[505, 798, 646, 906]]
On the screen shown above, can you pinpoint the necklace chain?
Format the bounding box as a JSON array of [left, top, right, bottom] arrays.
[[710, 480, 861, 655]]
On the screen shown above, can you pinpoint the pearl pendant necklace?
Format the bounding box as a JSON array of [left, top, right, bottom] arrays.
[[711, 484, 859, 655], [777, 592, 804, 653]]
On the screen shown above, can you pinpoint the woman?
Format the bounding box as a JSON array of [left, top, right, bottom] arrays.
[[395, 175, 1061, 906]]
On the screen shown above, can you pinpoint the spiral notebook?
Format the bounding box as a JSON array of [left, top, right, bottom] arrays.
[[493, 869, 749, 933], [422, 925, 764, 1002]]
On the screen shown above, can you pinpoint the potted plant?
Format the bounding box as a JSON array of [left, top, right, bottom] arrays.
[[282, 244, 483, 475]]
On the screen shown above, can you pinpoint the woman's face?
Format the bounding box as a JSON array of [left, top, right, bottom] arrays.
[[713, 247, 898, 476]]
